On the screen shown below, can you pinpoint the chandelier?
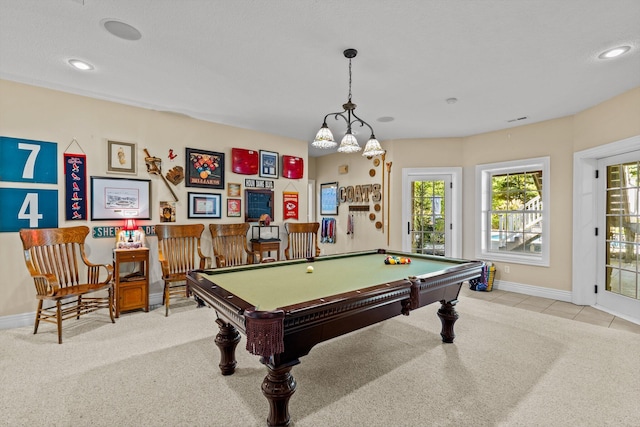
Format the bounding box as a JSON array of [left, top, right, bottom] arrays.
[[312, 48, 385, 157]]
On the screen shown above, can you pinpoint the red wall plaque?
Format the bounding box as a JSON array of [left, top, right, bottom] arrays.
[[282, 155, 303, 179], [232, 148, 259, 175]]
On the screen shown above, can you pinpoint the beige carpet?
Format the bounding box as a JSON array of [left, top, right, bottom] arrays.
[[1, 295, 639, 427]]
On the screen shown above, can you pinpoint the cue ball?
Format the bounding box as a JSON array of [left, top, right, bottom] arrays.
[[307, 266, 314, 273]]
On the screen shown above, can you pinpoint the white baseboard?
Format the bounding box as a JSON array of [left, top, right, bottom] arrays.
[[0, 311, 35, 330], [0, 292, 167, 330], [149, 292, 164, 307], [490, 279, 573, 302]]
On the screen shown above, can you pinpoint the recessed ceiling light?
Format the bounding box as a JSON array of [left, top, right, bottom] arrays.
[[377, 116, 395, 122], [598, 45, 631, 59], [68, 59, 94, 71], [101, 19, 142, 41], [446, 98, 458, 104]]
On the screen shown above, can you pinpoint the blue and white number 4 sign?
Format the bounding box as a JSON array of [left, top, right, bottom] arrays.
[[0, 188, 58, 231]]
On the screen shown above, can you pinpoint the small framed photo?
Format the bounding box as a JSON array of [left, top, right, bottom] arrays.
[[227, 198, 241, 217], [188, 192, 221, 219], [227, 182, 241, 197], [107, 140, 137, 174], [159, 201, 176, 223], [320, 182, 339, 215], [259, 150, 279, 179]]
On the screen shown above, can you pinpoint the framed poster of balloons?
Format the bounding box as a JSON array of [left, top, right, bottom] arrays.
[[185, 148, 225, 189]]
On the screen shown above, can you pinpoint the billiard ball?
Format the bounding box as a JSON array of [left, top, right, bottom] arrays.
[[307, 266, 314, 273]]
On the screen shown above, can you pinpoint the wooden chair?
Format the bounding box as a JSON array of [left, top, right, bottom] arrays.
[[155, 224, 211, 316], [284, 222, 321, 260], [19, 226, 114, 344], [209, 223, 253, 268]]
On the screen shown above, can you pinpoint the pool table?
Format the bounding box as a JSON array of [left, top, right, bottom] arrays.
[[186, 249, 483, 426]]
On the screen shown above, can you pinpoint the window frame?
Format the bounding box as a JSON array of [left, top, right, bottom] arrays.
[[475, 156, 550, 266]]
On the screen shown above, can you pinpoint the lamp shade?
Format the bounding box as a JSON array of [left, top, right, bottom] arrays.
[[312, 124, 337, 149], [362, 137, 385, 157], [337, 132, 362, 153], [123, 219, 137, 231]]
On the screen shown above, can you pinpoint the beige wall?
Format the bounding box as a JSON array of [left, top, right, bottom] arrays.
[[0, 80, 307, 317], [313, 138, 465, 256], [574, 86, 640, 152], [313, 152, 386, 254], [1, 78, 639, 322], [461, 117, 575, 290]]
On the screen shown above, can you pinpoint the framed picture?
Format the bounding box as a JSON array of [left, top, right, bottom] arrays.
[[227, 198, 241, 217], [159, 201, 176, 223], [188, 192, 221, 219], [320, 182, 339, 215], [245, 189, 274, 222], [227, 182, 241, 197], [185, 148, 225, 189], [107, 140, 137, 174], [259, 150, 279, 179], [90, 176, 151, 220]]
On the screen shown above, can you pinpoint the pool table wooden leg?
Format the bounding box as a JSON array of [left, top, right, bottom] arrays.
[[437, 299, 459, 343], [261, 359, 298, 427], [214, 319, 241, 375]]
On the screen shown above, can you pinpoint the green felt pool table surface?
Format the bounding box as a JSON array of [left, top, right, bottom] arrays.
[[195, 250, 472, 311]]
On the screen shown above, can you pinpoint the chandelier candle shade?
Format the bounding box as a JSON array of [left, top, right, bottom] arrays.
[[312, 49, 385, 157]]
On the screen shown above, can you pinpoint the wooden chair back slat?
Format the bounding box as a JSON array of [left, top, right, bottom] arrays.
[[284, 222, 320, 260], [21, 227, 90, 289], [209, 223, 251, 268], [155, 224, 210, 316], [160, 236, 198, 273], [156, 224, 207, 274]]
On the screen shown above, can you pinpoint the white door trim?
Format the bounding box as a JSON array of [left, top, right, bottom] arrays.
[[401, 167, 462, 258], [572, 134, 640, 313]]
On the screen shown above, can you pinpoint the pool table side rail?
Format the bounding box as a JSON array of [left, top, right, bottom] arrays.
[[187, 269, 416, 358], [188, 271, 252, 333], [409, 260, 484, 310]]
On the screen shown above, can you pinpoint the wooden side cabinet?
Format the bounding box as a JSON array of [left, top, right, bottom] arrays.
[[250, 239, 281, 263], [113, 248, 149, 317]]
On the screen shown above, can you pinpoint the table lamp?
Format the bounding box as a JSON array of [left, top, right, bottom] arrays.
[[123, 219, 137, 242]]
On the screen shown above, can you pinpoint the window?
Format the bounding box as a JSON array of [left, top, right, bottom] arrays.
[[476, 157, 550, 266]]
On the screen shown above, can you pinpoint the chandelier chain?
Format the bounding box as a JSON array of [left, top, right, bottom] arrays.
[[348, 58, 352, 102]]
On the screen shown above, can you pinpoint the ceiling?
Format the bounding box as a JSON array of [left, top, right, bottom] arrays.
[[1, 1, 639, 157]]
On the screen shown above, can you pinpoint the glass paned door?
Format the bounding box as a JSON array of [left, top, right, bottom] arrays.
[[406, 175, 451, 257], [597, 152, 640, 319], [605, 161, 639, 298], [410, 179, 446, 256]]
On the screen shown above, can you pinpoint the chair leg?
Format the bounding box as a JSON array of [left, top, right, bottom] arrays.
[[56, 300, 63, 344], [165, 283, 170, 317], [77, 295, 82, 319], [33, 300, 43, 335], [108, 287, 115, 323]]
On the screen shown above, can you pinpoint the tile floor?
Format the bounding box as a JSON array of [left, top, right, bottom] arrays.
[[461, 286, 640, 334]]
